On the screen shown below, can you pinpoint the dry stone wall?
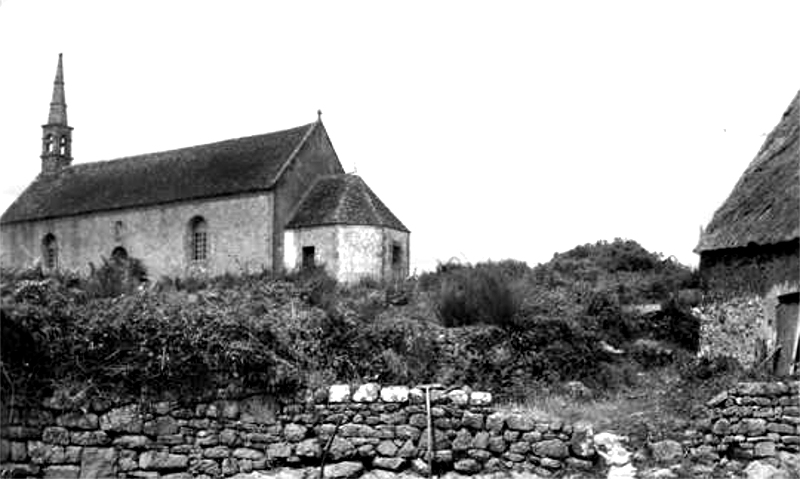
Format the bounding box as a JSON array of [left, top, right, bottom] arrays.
[[690, 381, 800, 462], [0, 384, 597, 479], [695, 296, 772, 368]]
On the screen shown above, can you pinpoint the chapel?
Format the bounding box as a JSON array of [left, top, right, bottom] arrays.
[[0, 55, 410, 283]]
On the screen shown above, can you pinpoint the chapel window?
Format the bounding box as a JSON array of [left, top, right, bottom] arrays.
[[42, 234, 58, 270], [190, 216, 208, 262], [392, 243, 402, 268], [112, 246, 129, 262], [302, 246, 316, 270]]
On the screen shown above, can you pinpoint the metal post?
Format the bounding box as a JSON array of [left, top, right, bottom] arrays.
[[418, 383, 443, 479]]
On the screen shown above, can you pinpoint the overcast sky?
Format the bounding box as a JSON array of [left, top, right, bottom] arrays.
[[1, 1, 798, 272]]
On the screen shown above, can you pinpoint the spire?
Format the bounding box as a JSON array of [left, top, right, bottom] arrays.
[[41, 54, 73, 175], [47, 53, 67, 125]]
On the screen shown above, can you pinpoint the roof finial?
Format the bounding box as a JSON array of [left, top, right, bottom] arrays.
[[48, 53, 68, 125], [317, 109, 322, 122]]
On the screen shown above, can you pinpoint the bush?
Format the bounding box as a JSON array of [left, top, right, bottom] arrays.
[[85, 255, 148, 298], [434, 265, 520, 327]]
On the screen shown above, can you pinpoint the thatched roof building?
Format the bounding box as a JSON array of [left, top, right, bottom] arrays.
[[696, 90, 799, 254], [696, 89, 799, 296], [695, 89, 799, 376]]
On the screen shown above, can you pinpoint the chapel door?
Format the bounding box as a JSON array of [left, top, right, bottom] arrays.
[[774, 292, 800, 376]]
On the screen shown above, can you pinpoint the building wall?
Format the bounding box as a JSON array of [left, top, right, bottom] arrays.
[[699, 240, 799, 297], [283, 226, 340, 274], [272, 125, 344, 270], [0, 193, 274, 278], [697, 240, 799, 370], [284, 225, 410, 283]]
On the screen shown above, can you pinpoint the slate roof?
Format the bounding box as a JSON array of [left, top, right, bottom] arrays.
[[1, 122, 318, 224], [695, 89, 800, 252], [286, 174, 408, 232]]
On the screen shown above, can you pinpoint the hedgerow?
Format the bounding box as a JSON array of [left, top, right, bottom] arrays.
[[0, 239, 703, 403]]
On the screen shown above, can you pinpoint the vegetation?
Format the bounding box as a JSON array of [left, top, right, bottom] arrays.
[[0, 239, 712, 407]]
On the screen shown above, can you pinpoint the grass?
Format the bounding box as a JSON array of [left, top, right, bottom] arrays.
[[496, 364, 705, 445]]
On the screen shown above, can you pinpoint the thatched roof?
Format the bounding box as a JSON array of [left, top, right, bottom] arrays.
[[695, 89, 799, 253], [1, 122, 321, 224], [286, 174, 408, 232]]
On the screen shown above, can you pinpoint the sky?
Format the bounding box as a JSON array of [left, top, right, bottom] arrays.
[[0, 1, 798, 273]]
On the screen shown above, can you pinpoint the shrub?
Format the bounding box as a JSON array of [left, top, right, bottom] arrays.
[[435, 265, 519, 327], [85, 255, 148, 298]]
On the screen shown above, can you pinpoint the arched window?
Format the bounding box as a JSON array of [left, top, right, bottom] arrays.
[[189, 216, 208, 262], [44, 135, 54, 154], [112, 246, 129, 262], [59, 136, 67, 155], [42, 234, 58, 270]]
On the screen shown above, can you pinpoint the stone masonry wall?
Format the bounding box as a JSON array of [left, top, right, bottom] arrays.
[[689, 381, 800, 462], [0, 384, 597, 479], [695, 297, 773, 368]]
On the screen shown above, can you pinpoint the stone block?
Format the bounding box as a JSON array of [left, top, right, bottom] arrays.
[[469, 391, 492, 406], [409, 413, 427, 428], [353, 383, 381, 403], [139, 450, 189, 470], [488, 435, 507, 453], [380, 386, 409, 403], [472, 431, 490, 450], [532, 439, 569, 459], [233, 448, 265, 461], [296, 438, 321, 458], [327, 437, 356, 461], [570, 421, 595, 459], [506, 414, 535, 431], [80, 447, 117, 479], [322, 461, 363, 479], [42, 426, 70, 445], [754, 441, 776, 458], [712, 418, 730, 435], [70, 431, 110, 446], [454, 458, 481, 473], [112, 435, 150, 449], [376, 440, 398, 457], [373, 457, 405, 471], [447, 390, 469, 406], [44, 465, 80, 479], [56, 412, 99, 430], [452, 429, 473, 452], [204, 446, 232, 459], [99, 404, 142, 433], [397, 439, 417, 458], [395, 425, 420, 441], [284, 423, 307, 442], [329, 385, 351, 403], [767, 422, 795, 435], [467, 448, 492, 461], [222, 457, 239, 476], [743, 418, 768, 436], [462, 411, 484, 430]]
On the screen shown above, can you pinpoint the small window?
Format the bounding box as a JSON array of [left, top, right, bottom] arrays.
[[392, 243, 402, 267], [59, 136, 67, 155], [112, 246, 129, 262], [42, 234, 58, 270], [44, 135, 54, 154], [302, 246, 315, 270], [189, 216, 208, 262], [113, 221, 124, 241]]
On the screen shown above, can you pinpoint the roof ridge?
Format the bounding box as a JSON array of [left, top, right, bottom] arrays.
[[355, 175, 384, 225], [66, 123, 316, 169], [331, 174, 355, 222], [268, 122, 318, 188]]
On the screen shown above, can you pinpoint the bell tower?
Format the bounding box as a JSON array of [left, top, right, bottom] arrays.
[[41, 53, 73, 176]]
